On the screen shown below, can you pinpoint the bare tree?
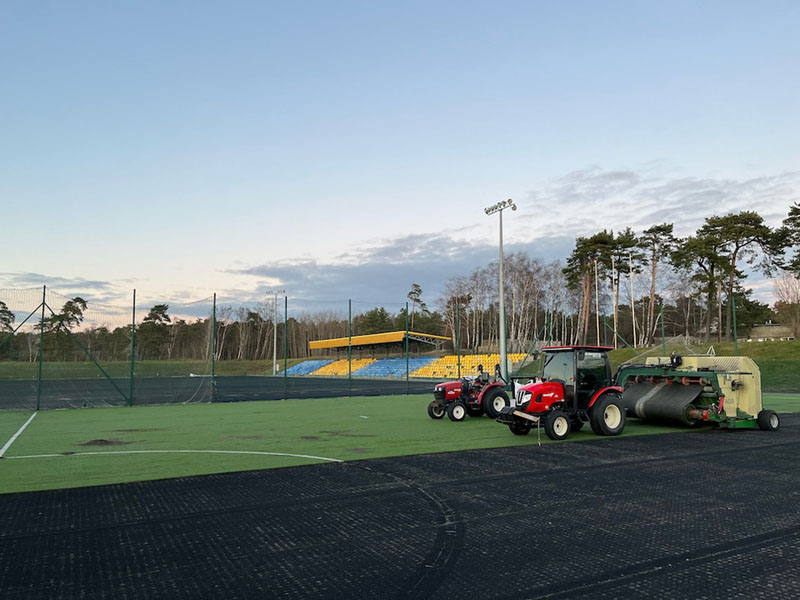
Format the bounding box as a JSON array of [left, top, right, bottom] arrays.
[[775, 272, 800, 339]]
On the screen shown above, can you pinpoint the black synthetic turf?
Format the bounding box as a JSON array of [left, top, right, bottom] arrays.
[[1, 416, 798, 599]]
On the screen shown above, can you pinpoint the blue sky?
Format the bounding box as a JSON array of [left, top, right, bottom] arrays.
[[1, 1, 798, 309]]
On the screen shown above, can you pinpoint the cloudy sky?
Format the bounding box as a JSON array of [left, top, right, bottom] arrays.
[[2, 1, 798, 311]]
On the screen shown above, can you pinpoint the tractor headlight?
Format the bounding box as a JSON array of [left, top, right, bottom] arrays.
[[516, 390, 532, 406]]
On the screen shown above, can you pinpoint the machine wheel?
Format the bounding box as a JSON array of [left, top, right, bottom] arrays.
[[482, 388, 510, 419], [544, 410, 570, 441], [427, 401, 445, 419], [589, 395, 625, 436], [570, 418, 584, 433], [466, 405, 484, 417], [447, 401, 467, 422], [509, 420, 532, 435], [757, 409, 780, 431]]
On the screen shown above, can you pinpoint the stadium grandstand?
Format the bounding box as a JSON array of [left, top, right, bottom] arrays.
[[290, 330, 528, 379]]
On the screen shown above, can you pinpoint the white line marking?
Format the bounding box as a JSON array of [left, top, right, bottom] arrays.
[[0, 412, 37, 458], [4, 449, 342, 462]]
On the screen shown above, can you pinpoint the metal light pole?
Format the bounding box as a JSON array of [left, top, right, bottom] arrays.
[[268, 289, 285, 375], [485, 198, 516, 382]]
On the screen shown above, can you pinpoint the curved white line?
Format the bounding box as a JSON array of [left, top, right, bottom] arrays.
[[5, 449, 342, 463]]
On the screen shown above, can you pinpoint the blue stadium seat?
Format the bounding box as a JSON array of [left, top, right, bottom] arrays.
[[285, 360, 334, 375], [352, 357, 436, 377]]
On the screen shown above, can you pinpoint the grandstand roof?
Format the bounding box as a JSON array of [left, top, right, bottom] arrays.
[[309, 331, 449, 350]]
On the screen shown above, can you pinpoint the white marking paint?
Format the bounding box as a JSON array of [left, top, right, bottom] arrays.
[[359, 415, 369, 419], [0, 412, 38, 458], [5, 449, 342, 462]]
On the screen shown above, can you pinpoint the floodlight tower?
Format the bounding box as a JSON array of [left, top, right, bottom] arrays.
[[484, 199, 516, 383], [267, 289, 285, 375]]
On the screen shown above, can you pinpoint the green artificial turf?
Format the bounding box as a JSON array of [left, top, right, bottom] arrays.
[[1, 391, 796, 495], [0, 394, 683, 494], [762, 392, 800, 413]]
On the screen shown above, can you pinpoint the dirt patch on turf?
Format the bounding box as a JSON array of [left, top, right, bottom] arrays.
[[223, 435, 265, 440], [347, 448, 371, 454], [78, 439, 133, 447], [301, 436, 321, 440], [320, 430, 375, 438]]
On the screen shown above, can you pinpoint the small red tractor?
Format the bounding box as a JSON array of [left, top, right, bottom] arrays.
[[428, 364, 511, 422], [496, 346, 625, 440]]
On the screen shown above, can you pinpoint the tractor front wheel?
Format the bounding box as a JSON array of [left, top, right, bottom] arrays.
[[509, 420, 532, 435], [427, 401, 445, 419], [757, 409, 780, 431], [447, 401, 467, 422], [482, 388, 510, 419], [544, 410, 570, 441], [589, 395, 625, 436]]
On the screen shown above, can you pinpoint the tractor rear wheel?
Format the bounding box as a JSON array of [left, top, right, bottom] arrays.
[[427, 401, 445, 419], [544, 410, 570, 441], [482, 388, 510, 419], [757, 409, 780, 431], [589, 395, 625, 436], [447, 401, 467, 422], [509, 420, 532, 435]]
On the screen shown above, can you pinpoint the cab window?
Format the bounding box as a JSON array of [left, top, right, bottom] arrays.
[[577, 351, 608, 389], [543, 351, 573, 383]]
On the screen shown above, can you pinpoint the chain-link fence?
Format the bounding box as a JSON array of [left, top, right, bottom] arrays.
[[2, 287, 589, 410], [0, 288, 214, 410]]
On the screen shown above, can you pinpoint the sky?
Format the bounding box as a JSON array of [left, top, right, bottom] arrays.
[[1, 0, 798, 312]]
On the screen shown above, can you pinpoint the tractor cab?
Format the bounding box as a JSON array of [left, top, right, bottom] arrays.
[[530, 346, 613, 411], [498, 346, 624, 441]]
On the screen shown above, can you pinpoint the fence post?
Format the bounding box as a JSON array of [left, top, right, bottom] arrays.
[[405, 302, 409, 393], [284, 295, 288, 400], [348, 299, 352, 397], [456, 299, 461, 379], [546, 309, 551, 346], [129, 289, 136, 406], [732, 295, 739, 355], [36, 285, 46, 411], [212, 293, 217, 398]]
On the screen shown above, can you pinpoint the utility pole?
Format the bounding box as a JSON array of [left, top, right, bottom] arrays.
[[484, 199, 516, 382], [629, 253, 637, 348], [268, 289, 285, 375], [612, 255, 618, 349]]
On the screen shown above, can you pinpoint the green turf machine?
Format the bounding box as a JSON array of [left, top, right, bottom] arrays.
[[616, 355, 780, 430]]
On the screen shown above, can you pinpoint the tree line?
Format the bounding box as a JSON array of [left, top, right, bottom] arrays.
[[2, 204, 799, 363]]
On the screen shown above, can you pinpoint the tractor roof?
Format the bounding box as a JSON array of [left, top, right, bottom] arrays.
[[541, 345, 614, 352]]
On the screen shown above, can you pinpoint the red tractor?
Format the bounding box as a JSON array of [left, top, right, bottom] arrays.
[[428, 364, 511, 422], [496, 346, 625, 440]]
